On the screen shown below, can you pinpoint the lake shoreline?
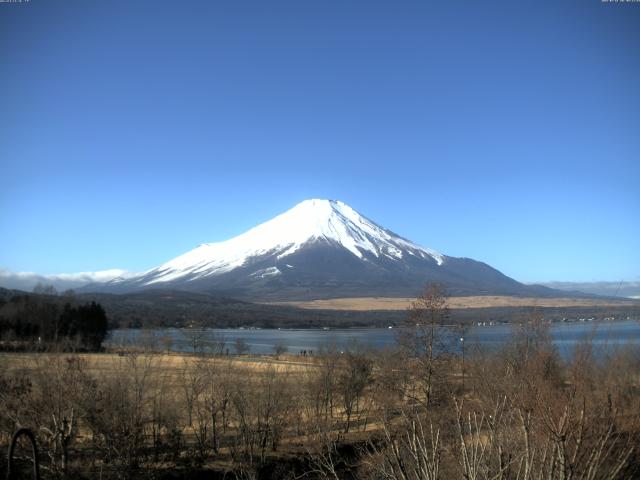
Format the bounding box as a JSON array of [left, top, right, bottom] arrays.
[[105, 320, 640, 359], [111, 316, 639, 332]]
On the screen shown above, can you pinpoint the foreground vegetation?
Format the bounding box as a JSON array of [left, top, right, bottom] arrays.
[[1, 286, 639, 479]]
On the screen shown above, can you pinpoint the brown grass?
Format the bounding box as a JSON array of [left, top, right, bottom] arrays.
[[0, 351, 318, 376], [264, 295, 638, 311]]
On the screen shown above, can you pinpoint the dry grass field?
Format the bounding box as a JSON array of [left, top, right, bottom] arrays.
[[0, 351, 317, 378], [265, 295, 638, 311]]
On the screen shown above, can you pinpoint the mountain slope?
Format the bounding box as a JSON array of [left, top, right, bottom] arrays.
[[93, 199, 557, 300]]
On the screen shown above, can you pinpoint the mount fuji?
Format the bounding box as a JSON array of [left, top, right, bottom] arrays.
[[91, 199, 554, 300]]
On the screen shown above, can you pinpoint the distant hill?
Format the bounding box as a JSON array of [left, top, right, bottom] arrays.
[[540, 281, 640, 299]]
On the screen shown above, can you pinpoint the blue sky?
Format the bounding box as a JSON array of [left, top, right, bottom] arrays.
[[0, 0, 638, 283]]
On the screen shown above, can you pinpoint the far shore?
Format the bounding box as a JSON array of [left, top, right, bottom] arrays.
[[114, 317, 639, 331], [263, 295, 639, 311]]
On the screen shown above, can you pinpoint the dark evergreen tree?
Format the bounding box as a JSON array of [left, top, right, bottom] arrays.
[[0, 295, 109, 351]]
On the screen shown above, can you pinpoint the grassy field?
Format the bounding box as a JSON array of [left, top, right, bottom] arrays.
[[265, 295, 639, 311], [0, 351, 317, 377]]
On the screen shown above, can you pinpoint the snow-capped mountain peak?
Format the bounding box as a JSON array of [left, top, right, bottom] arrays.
[[138, 199, 443, 286], [3, 200, 558, 301]]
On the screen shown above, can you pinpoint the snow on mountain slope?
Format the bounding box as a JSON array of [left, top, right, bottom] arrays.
[[137, 199, 444, 286]]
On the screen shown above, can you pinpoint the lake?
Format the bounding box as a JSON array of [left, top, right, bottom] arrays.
[[106, 319, 640, 358]]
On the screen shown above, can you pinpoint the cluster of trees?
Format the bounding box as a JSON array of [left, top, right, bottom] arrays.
[[0, 285, 638, 478], [0, 286, 109, 351]]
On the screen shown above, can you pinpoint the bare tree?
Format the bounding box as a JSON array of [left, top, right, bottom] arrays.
[[201, 358, 232, 453], [209, 331, 227, 356], [398, 283, 450, 408], [454, 322, 471, 395], [31, 355, 93, 472], [148, 358, 181, 462], [138, 328, 160, 353], [305, 427, 344, 480], [234, 337, 251, 355], [79, 352, 157, 472], [33, 283, 58, 296], [273, 341, 287, 358], [337, 346, 373, 433], [365, 410, 441, 480], [178, 357, 204, 427], [310, 344, 340, 422], [160, 332, 174, 354], [183, 327, 207, 355]]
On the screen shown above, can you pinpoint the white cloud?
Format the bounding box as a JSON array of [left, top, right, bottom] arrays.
[[0, 268, 136, 292]]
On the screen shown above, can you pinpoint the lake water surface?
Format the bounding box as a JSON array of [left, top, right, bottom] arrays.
[[107, 320, 640, 358]]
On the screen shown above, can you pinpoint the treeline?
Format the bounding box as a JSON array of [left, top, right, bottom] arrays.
[[0, 286, 109, 351], [1, 286, 638, 331], [71, 289, 640, 330], [76, 289, 401, 329]]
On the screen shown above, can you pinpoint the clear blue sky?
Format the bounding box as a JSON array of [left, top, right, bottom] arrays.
[[1, 0, 638, 283]]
